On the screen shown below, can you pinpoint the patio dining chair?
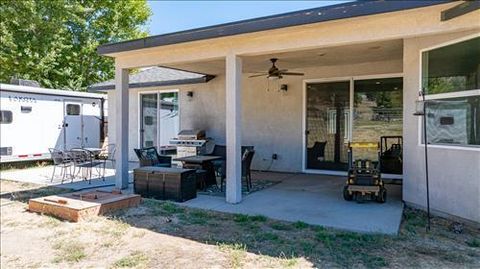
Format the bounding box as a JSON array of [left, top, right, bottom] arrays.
[[48, 148, 73, 184], [219, 149, 255, 192], [98, 143, 116, 169], [68, 148, 104, 184], [134, 147, 172, 167]]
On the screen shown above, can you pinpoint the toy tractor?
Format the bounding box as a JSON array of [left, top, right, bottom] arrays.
[[343, 142, 386, 203]]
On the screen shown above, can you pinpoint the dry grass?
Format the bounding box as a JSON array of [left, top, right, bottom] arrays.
[[1, 180, 479, 269]]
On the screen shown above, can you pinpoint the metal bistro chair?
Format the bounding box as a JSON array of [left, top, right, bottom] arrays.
[[134, 147, 172, 167], [48, 148, 73, 184], [98, 143, 116, 170], [69, 148, 104, 184]]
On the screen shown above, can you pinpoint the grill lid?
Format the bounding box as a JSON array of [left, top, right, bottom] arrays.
[[177, 129, 205, 140]]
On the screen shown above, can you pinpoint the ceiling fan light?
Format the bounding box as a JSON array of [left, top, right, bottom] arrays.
[[268, 75, 280, 80]]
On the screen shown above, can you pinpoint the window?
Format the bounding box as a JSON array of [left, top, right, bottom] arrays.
[[21, 106, 32, 113], [0, 110, 13, 124], [421, 36, 480, 147], [422, 37, 479, 94], [66, 104, 80, 115]]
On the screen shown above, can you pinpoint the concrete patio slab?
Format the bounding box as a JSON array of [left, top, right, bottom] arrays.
[[0, 162, 137, 191], [183, 172, 404, 234], [1, 166, 403, 234]]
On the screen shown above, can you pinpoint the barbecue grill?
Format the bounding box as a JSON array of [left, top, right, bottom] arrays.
[[170, 130, 207, 158]]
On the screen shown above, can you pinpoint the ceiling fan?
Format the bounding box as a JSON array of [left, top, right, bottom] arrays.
[[249, 58, 304, 80]]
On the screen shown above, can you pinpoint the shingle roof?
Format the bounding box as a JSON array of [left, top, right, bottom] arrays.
[[98, 0, 449, 55], [88, 67, 215, 91]]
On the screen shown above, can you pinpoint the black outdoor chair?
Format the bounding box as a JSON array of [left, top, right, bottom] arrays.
[[134, 147, 172, 167], [307, 141, 327, 168], [208, 145, 253, 180], [218, 148, 255, 192], [49, 148, 73, 184]]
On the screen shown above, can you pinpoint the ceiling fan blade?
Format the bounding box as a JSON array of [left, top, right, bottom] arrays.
[[280, 72, 304, 76], [249, 73, 268, 78]]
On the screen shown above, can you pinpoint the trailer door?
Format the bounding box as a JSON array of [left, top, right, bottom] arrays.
[[64, 102, 83, 149], [81, 101, 101, 148]]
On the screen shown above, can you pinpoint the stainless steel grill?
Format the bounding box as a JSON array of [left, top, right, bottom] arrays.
[[170, 130, 207, 158]]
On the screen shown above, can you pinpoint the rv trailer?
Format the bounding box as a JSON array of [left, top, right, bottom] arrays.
[[0, 83, 107, 163]]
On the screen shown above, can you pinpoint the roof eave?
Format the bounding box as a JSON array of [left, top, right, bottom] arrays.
[[97, 0, 450, 56], [87, 75, 216, 92]]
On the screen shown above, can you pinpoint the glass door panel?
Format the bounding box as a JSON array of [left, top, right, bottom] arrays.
[[140, 94, 158, 148], [306, 81, 350, 171], [353, 77, 403, 173], [159, 92, 179, 147]]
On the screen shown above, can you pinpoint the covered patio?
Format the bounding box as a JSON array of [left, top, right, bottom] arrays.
[[97, 1, 479, 227]]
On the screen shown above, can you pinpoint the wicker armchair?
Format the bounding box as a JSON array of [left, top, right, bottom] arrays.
[[134, 147, 172, 167]]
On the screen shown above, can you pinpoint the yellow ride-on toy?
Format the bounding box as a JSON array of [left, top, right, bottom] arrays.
[[343, 142, 386, 203]]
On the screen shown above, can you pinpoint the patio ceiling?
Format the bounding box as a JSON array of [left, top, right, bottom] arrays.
[[163, 39, 403, 75]]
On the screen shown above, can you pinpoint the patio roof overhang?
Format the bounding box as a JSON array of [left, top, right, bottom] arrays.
[[87, 66, 215, 92], [97, 0, 449, 56]]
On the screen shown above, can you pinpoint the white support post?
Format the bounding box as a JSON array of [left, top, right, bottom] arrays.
[[115, 66, 129, 189], [225, 53, 242, 204]]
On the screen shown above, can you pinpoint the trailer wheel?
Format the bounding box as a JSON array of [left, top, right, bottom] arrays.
[[343, 186, 353, 201], [376, 187, 387, 203]]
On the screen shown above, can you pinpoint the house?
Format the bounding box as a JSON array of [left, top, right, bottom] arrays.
[[94, 1, 480, 224]]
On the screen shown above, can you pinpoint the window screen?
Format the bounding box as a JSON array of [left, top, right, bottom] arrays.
[[425, 96, 480, 146], [0, 110, 13, 124], [66, 104, 80, 115]]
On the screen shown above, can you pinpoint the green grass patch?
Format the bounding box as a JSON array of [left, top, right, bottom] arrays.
[[233, 214, 267, 223], [466, 238, 480, 248], [256, 232, 280, 242], [143, 200, 185, 217], [249, 215, 267, 222], [293, 221, 308, 229], [52, 240, 86, 263], [403, 209, 427, 233], [113, 251, 149, 268], [233, 214, 250, 223], [218, 243, 247, 269], [270, 222, 293, 231]]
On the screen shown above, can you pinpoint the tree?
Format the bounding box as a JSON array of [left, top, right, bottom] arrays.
[[0, 0, 151, 91]]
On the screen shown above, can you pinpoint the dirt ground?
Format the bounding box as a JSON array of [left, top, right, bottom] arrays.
[[1, 180, 479, 269]]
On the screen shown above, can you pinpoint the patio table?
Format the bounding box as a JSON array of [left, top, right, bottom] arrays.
[[82, 147, 102, 156], [173, 155, 222, 186]]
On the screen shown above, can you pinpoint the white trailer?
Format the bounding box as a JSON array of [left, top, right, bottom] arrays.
[[0, 83, 107, 163]]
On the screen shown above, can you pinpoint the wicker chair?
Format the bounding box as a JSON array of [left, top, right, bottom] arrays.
[[134, 147, 172, 167], [219, 148, 255, 192]]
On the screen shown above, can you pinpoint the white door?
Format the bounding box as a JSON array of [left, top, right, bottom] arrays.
[[81, 102, 101, 148], [64, 102, 83, 149], [140, 91, 179, 148]]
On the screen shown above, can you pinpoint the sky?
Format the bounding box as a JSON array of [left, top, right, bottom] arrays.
[[146, 1, 351, 35]]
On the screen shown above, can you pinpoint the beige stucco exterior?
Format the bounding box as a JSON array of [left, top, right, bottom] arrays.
[[106, 2, 480, 222], [403, 30, 480, 224]]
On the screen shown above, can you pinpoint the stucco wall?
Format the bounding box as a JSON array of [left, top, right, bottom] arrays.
[[107, 59, 402, 172], [403, 30, 480, 223]]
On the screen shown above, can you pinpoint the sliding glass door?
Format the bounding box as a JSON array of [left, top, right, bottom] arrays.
[[140, 91, 179, 149], [305, 81, 350, 171], [305, 77, 403, 173]]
